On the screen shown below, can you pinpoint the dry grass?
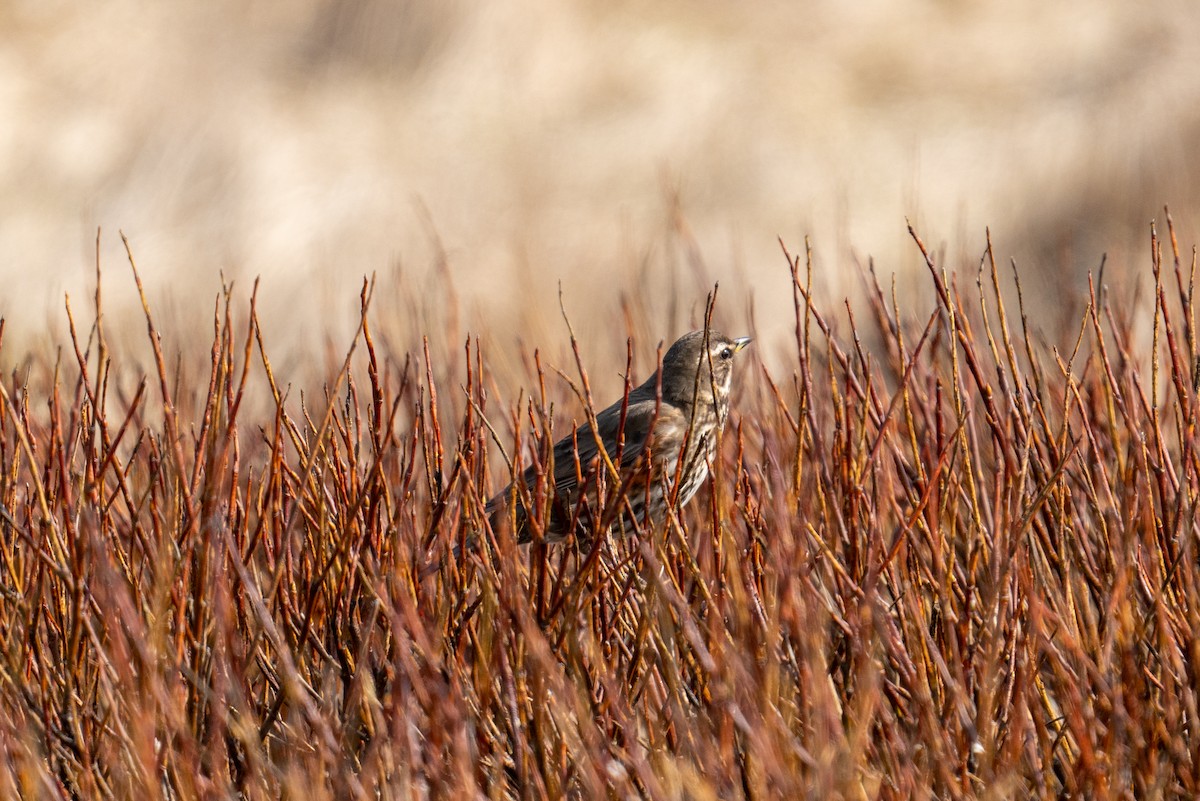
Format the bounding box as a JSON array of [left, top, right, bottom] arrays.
[[2, 216, 1200, 800]]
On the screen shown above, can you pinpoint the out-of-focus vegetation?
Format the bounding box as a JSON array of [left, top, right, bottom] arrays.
[[2, 0, 1199, 348]]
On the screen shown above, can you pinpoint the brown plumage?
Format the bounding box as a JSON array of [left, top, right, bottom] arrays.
[[486, 330, 751, 543]]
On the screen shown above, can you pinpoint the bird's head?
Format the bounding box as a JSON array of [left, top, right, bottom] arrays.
[[657, 329, 752, 410]]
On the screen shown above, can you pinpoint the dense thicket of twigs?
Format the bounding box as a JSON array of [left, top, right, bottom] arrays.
[[2, 219, 1199, 800]]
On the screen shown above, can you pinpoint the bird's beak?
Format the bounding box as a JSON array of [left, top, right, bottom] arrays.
[[732, 336, 752, 353]]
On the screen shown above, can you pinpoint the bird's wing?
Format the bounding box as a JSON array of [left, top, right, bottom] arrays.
[[486, 395, 666, 513], [548, 398, 658, 494]]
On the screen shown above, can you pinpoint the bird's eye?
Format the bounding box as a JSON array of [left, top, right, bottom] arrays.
[[720, 347, 733, 360]]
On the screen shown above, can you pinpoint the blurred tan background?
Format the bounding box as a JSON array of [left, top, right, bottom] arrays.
[[3, 0, 1199, 359]]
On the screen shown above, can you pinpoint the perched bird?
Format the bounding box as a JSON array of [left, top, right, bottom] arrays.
[[486, 329, 752, 543]]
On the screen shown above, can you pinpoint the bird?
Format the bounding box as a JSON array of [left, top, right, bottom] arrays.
[[485, 329, 752, 544]]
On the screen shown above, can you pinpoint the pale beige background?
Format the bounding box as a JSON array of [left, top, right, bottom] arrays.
[[2, 0, 1198, 356]]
